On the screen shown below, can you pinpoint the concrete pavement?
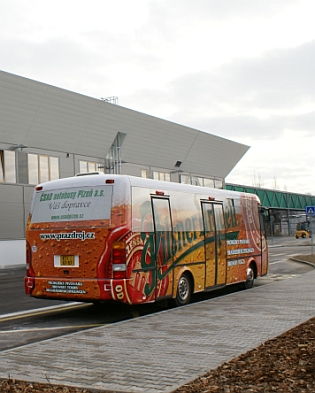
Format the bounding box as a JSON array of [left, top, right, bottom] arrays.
[[0, 268, 314, 393]]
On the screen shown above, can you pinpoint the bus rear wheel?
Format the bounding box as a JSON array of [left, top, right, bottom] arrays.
[[174, 273, 192, 306], [242, 266, 255, 289]]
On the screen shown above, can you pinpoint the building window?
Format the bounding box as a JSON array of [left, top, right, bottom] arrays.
[[214, 179, 223, 189], [180, 174, 222, 189], [28, 154, 38, 184], [204, 178, 215, 188], [180, 174, 192, 185], [0, 150, 16, 183], [28, 154, 59, 184], [162, 172, 171, 182], [141, 169, 148, 178], [50, 156, 59, 180], [191, 176, 203, 186], [141, 170, 170, 182], [79, 160, 103, 173], [39, 155, 49, 183]]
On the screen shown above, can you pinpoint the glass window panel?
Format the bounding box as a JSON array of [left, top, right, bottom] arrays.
[[4, 151, 16, 183], [165, 173, 170, 182], [39, 156, 49, 183], [28, 154, 39, 185], [214, 179, 223, 189], [191, 176, 201, 186], [0, 151, 4, 182], [180, 174, 191, 184], [141, 169, 147, 178], [97, 163, 104, 172], [213, 204, 225, 231], [88, 162, 96, 172], [80, 161, 87, 173], [204, 178, 214, 188], [49, 156, 59, 180], [160, 172, 165, 181], [153, 171, 159, 180]]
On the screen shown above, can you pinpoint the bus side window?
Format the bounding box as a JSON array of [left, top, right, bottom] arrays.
[[213, 204, 225, 231]]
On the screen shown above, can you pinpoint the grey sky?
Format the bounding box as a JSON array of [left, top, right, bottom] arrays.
[[1, 0, 314, 193]]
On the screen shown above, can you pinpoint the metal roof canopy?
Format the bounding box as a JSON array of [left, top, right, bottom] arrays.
[[226, 184, 315, 210], [0, 71, 249, 179]]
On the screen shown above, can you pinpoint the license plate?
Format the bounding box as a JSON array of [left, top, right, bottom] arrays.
[[60, 255, 75, 266]]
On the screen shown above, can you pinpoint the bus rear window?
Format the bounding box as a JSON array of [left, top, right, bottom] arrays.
[[30, 186, 113, 224]]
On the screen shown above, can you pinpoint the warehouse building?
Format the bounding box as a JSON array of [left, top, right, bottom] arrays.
[[0, 71, 249, 266]]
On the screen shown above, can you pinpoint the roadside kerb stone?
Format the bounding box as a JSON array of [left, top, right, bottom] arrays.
[[0, 271, 314, 393]]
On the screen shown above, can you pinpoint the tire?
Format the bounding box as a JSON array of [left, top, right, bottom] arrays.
[[296, 235, 299, 239], [302, 233, 306, 238], [242, 265, 255, 289], [174, 273, 192, 306]]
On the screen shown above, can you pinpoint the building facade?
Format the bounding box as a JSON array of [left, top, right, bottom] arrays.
[[0, 71, 249, 249]]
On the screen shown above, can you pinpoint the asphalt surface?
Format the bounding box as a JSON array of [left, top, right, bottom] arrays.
[[0, 267, 72, 315], [0, 237, 315, 392]]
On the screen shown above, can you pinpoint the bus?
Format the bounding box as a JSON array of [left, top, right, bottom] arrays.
[[25, 173, 268, 306]]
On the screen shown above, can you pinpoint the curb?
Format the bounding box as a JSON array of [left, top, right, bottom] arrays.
[[290, 257, 315, 269]]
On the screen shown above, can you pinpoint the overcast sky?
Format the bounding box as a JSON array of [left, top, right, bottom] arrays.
[[1, 0, 314, 194]]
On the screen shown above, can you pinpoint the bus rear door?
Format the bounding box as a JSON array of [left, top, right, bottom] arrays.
[[202, 201, 227, 288]]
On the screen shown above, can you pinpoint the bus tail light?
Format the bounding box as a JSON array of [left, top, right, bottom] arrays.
[[25, 241, 35, 295], [25, 277, 35, 289], [111, 241, 127, 279], [26, 241, 35, 276]]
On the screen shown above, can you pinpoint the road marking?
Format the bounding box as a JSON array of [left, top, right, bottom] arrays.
[[269, 259, 288, 265], [0, 303, 142, 325], [271, 253, 286, 257], [0, 324, 105, 333], [0, 303, 91, 322], [262, 274, 298, 279]]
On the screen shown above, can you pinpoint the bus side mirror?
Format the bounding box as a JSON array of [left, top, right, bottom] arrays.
[[260, 207, 270, 221]]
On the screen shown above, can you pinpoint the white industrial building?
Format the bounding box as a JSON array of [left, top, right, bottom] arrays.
[[0, 71, 249, 266]]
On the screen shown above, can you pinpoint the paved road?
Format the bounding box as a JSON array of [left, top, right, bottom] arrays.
[[1, 235, 311, 314], [1, 265, 314, 392], [0, 267, 71, 314], [0, 237, 312, 351]]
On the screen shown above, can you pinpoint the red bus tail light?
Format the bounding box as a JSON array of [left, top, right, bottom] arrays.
[[26, 241, 35, 276], [111, 241, 127, 279], [25, 277, 35, 290], [25, 241, 35, 295]]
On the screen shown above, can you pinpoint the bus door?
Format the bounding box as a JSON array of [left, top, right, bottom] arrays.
[[201, 201, 227, 288], [151, 197, 174, 300], [259, 208, 269, 276]]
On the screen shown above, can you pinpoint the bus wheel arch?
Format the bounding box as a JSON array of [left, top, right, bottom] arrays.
[[173, 270, 194, 307], [242, 261, 257, 290]]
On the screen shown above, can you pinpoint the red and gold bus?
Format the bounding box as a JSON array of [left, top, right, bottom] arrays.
[[25, 173, 268, 306]]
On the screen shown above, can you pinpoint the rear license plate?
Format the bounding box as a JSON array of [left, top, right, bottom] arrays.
[[60, 255, 75, 266]]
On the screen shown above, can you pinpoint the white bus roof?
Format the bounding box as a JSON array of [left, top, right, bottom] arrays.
[[35, 172, 260, 202]]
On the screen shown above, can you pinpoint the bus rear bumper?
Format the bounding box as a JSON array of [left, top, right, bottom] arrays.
[[24, 276, 115, 302], [25, 276, 146, 305]]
